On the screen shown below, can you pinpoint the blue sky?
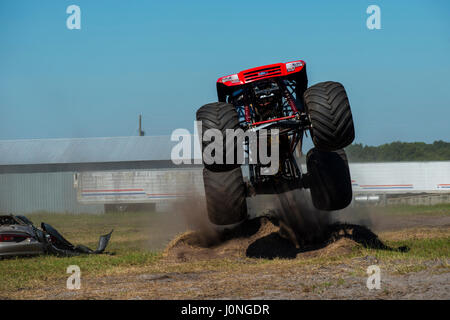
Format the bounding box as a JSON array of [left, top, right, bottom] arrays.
[[0, 0, 449, 145]]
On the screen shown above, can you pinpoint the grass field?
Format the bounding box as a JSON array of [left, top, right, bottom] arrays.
[[0, 211, 183, 293], [370, 203, 450, 217], [0, 204, 449, 299]]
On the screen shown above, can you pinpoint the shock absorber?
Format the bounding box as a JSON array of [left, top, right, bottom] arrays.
[[244, 105, 251, 123], [243, 87, 252, 124], [281, 83, 299, 115]]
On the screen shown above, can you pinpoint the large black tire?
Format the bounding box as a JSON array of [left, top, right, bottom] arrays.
[[303, 81, 355, 151], [305, 148, 352, 211], [203, 167, 247, 226], [196, 102, 241, 171]]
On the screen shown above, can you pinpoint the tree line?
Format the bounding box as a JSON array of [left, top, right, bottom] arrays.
[[345, 141, 450, 162]]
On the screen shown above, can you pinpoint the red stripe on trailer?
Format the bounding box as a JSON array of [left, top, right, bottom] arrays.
[[359, 184, 413, 187], [82, 189, 145, 192], [146, 193, 182, 196]]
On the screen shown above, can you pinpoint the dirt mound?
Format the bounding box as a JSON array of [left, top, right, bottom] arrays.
[[299, 237, 356, 259], [163, 218, 279, 261], [163, 217, 398, 262]]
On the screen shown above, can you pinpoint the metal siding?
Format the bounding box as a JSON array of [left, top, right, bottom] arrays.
[[349, 162, 450, 193], [300, 162, 450, 194], [0, 172, 103, 214], [77, 168, 204, 204]]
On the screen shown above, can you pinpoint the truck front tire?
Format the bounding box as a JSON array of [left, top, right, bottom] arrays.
[[304, 81, 355, 151]]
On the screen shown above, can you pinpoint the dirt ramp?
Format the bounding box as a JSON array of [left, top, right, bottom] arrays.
[[163, 217, 405, 262], [163, 218, 278, 261]]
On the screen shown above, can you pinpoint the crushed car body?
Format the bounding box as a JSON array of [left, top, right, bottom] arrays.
[[0, 214, 113, 258]]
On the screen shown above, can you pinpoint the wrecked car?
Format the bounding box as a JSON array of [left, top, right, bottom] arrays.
[[0, 214, 112, 258]]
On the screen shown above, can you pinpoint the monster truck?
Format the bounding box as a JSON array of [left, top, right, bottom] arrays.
[[196, 60, 355, 227]]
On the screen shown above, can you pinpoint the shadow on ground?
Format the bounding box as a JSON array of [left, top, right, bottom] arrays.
[[164, 216, 409, 262], [245, 220, 409, 259]]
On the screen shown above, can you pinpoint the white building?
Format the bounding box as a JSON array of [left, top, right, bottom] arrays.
[[1, 136, 449, 214]]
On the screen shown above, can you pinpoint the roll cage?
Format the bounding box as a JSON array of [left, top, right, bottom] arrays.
[[215, 60, 311, 193]]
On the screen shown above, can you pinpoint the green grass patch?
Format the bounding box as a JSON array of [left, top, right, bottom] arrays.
[[0, 211, 185, 292], [25, 211, 187, 251], [372, 203, 450, 217], [357, 236, 450, 262], [0, 251, 161, 291]]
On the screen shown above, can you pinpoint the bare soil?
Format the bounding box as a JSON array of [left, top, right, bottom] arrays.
[[163, 218, 400, 262], [34, 258, 448, 300]]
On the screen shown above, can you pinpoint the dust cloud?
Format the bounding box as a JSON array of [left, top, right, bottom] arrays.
[[332, 205, 378, 229], [172, 194, 221, 247], [270, 189, 331, 247], [164, 190, 402, 261], [172, 189, 333, 249], [172, 189, 369, 249]]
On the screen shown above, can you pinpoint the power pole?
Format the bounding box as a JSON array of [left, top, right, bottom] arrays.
[[138, 114, 145, 136]]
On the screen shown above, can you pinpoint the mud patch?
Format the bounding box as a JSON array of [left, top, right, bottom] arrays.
[[163, 217, 405, 262]]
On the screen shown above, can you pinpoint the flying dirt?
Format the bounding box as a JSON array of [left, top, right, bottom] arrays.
[[166, 189, 408, 262]]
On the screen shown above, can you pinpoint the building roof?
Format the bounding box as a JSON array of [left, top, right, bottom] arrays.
[[0, 135, 201, 166]]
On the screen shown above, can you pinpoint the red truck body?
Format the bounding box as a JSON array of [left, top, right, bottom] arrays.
[[217, 60, 306, 87]]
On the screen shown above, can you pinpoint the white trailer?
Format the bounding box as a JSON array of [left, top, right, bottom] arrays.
[[348, 161, 450, 194], [74, 161, 450, 209], [74, 169, 204, 206]]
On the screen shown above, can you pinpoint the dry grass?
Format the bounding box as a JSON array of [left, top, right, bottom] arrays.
[[379, 226, 450, 241], [1, 205, 449, 299]]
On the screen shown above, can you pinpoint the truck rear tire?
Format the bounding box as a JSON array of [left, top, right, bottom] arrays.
[[196, 102, 241, 171], [304, 81, 355, 151], [305, 148, 352, 211], [203, 167, 247, 226]]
